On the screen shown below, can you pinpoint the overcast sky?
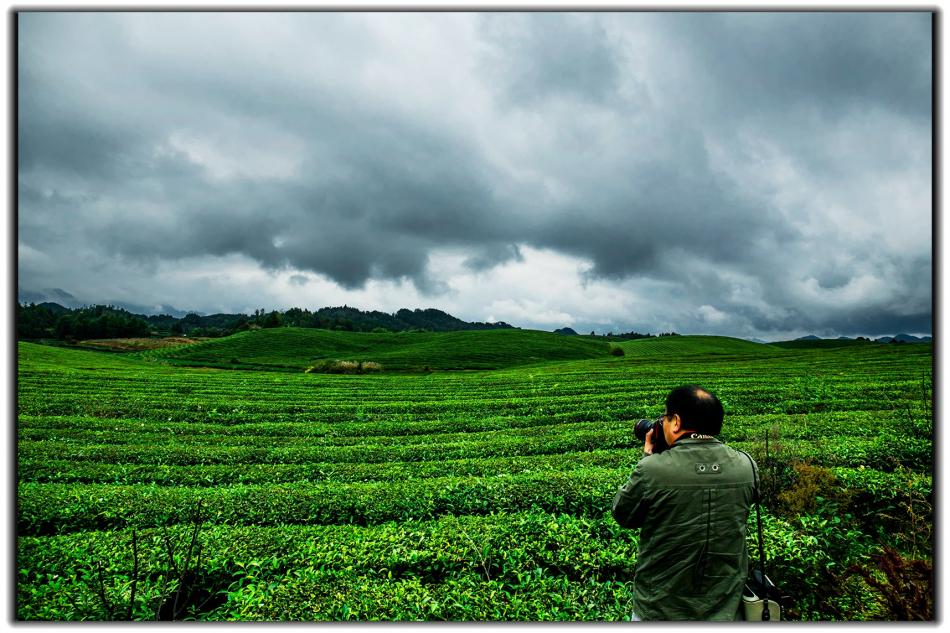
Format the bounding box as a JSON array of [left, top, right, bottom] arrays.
[[18, 11, 932, 340]]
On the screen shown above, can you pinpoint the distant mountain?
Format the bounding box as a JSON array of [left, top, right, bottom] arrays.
[[873, 334, 932, 344], [19, 288, 79, 307], [796, 335, 822, 341], [38, 302, 70, 315], [892, 333, 931, 343], [773, 337, 872, 349], [114, 302, 192, 319], [554, 327, 578, 336]]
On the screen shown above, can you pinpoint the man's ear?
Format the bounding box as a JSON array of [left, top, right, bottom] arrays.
[[669, 413, 682, 432]]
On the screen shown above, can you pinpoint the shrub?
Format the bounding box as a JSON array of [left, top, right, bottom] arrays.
[[777, 463, 851, 518], [609, 346, 625, 357]]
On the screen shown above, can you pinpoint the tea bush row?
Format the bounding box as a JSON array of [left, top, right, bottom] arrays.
[[19, 449, 630, 486], [18, 470, 621, 535], [19, 427, 633, 468], [19, 419, 630, 450], [20, 406, 920, 443], [21, 431, 930, 475], [19, 461, 932, 538], [18, 512, 637, 586]]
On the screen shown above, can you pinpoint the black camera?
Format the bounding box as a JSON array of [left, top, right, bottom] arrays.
[[634, 416, 671, 454]]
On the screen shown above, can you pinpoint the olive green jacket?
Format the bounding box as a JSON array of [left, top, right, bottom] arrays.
[[612, 437, 756, 621]]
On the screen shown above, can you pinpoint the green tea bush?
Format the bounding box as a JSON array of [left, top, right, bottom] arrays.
[[18, 512, 638, 620], [218, 570, 632, 621], [756, 507, 876, 620]]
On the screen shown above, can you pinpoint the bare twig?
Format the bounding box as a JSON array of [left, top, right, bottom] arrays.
[[451, 516, 491, 581], [127, 529, 139, 620], [171, 503, 203, 620], [161, 524, 179, 578], [94, 560, 113, 620]]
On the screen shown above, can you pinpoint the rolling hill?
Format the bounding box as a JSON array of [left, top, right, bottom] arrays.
[[615, 335, 783, 357], [141, 327, 614, 372], [771, 338, 875, 349]]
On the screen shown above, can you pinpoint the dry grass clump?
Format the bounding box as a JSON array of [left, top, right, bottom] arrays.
[[777, 462, 851, 517], [846, 547, 934, 620], [305, 360, 384, 374]]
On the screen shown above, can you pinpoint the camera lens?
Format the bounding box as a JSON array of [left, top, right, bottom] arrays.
[[633, 418, 654, 442]]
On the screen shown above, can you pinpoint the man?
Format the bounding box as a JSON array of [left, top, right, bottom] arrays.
[[612, 385, 756, 621]]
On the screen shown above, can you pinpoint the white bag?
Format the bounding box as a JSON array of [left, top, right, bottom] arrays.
[[742, 572, 781, 622]]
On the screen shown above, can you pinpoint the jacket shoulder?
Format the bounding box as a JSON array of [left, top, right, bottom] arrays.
[[643, 441, 755, 485]]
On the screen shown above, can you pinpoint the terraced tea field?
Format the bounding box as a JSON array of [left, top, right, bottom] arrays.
[[16, 330, 933, 620]]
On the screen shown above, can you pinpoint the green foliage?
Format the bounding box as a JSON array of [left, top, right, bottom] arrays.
[[270, 305, 512, 333], [51, 305, 151, 341], [17, 303, 60, 339], [18, 512, 637, 621], [16, 338, 933, 621]]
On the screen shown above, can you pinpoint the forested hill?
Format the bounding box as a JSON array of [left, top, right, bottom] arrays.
[[17, 302, 515, 340], [283, 306, 514, 333]]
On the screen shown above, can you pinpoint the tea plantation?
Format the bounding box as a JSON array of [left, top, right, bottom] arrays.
[[16, 329, 934, 620]]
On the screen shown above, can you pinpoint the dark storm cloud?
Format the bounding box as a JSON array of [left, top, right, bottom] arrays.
[[20, 13, 519, 291], [17, 12, 932, 337], [533, 133, 791, 280], [663, 12, 931, 121]]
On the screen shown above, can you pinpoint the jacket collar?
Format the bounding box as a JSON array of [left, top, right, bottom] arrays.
[[672, 435, 721, 447]]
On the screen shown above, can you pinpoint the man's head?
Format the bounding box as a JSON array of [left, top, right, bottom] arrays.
[[664, 385, 725, 438]]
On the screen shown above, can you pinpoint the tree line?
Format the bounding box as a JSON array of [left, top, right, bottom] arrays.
[[17, 304, 151, 341], [17, 303, 515, 341]]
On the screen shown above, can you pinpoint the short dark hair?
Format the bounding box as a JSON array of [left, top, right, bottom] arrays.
[[665, 385, 724, 435]]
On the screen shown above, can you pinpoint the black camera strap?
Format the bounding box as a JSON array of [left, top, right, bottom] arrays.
[[738, 449, 771, 621]]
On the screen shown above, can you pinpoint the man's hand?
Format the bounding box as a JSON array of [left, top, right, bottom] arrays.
[[643, 428, 655, 456]]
